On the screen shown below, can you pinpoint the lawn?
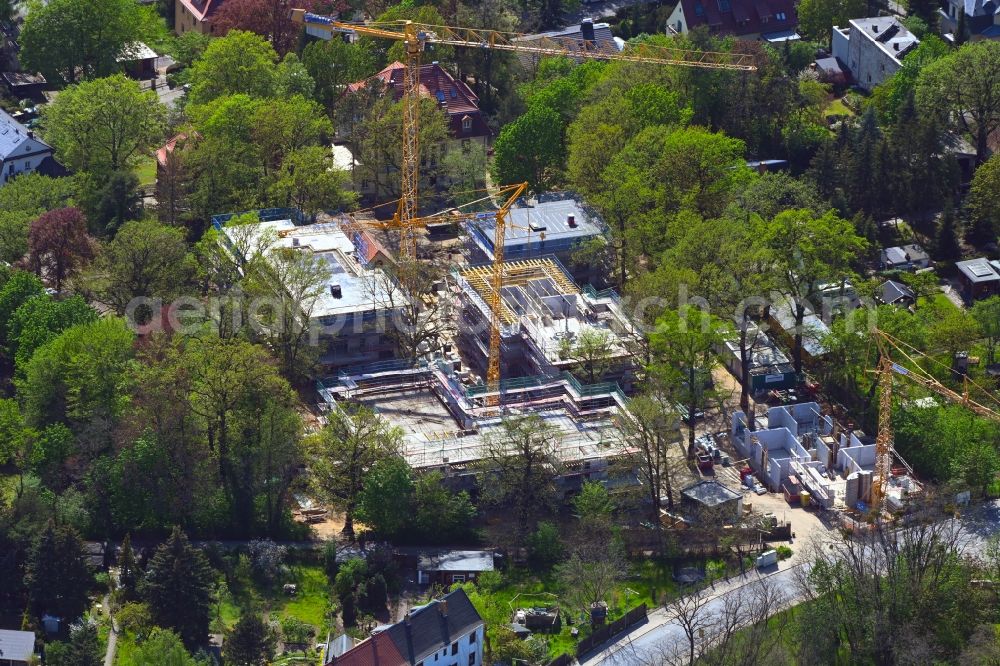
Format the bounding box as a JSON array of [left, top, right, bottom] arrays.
[[217, 564, 331, 634], [134, 155, 157, 188], [825, 97, 854, 118], [469, 558, 679, 658]]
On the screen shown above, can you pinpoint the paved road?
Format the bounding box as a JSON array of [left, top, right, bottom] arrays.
[[583, 501, 1000, 665], [565, 0, 656, 23], [102, 593, 118, 666], [581, 563, 804, 666]]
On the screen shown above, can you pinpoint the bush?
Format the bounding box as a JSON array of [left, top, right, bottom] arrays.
[[527, 522, 564, 571], [247, 539, 287, 584], [776, 545, 793, 560]]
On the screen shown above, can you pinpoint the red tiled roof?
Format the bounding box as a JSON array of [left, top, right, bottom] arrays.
[[177, 0, 224, 22], [155, 132, 195, 167], [681, 0, 798, 37], [348, 62, 490, 139]]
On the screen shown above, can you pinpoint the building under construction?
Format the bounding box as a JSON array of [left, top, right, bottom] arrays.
[[454, 256, 639, 386]]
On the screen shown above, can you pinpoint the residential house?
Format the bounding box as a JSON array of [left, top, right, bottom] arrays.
[[332, 143, 376, 201], [415, 550, 494, 586], [766, 294, 830, 362], [346, 62, 490, 147], [174, 0, 224, 35], [955, 257, 1000, 303], [666, 0, 799, 42], [0, 108, 55, 186], [681, 480, 743, 524], [832, 18, 919, 92], [880, 243, 930, 271], [939, 0, 1000, 41], [464, 192, 609, 286], [0, 629, 35, 666], [513, 18, 623, 70], [324, 588, 485, 666], [731, 402, 834, 491], [878, 279, 916, 307]]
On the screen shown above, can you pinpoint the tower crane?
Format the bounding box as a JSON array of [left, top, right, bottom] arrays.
[[870, 328, 1000, 510], [292, 8, 756, 402]]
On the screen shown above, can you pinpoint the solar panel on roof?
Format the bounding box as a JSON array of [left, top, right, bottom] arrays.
[[970, 263, 995, 277]]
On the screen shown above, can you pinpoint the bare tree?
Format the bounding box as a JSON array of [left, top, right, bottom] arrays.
[[792, 500, 981, 665], [555, 537, 628, 620], [618, 389, 685, 546], [366, 255, 451, 361], [664, 588, 716, 666], [700, 578, 790, 666]]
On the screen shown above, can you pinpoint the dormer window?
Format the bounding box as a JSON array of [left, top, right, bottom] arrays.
[[718, 0, 731, 10], [694, 1, 704, 16], [776, 11, 787, 20], [462, 115, 472, 131]]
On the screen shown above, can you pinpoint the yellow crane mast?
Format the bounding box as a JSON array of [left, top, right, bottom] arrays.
[[870, 328, 1000, 510]]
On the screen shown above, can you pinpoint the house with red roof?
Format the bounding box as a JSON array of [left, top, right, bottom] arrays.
[[666, 0, 800, 42], [346, 62, 490, 146], [174, 0, 225, 35]]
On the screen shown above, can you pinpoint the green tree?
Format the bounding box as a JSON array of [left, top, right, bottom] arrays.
[[968, 153, 1000, 242], [306, 405, 403, 539], [0, 174, 77, 264], [971, 297, 1000, 366], [936, 202, 962, 263], [117, 533, 141, 602], [268, 145, 356, 218], [797, 0, 866, 44], [356, 456, 414, 539], [41, 75, 167, 175], [526, 521, 564, 570], [126, 628, 207, 666], [24, 521, 92, 621], [90, 220, 191, 315], [412, 471, 476, 543], [761, 209, 867, 373], [141, 526, 216, 650], [186, 30, 279, 105], [46, 622, 102, 666], [7, 294, 97, 372], [649, 305, 727, 457], [573, 481, 614, 521], [302, 38, 374, 109], [223, 613, 275, 666], [917, 41, 1000, 164], [17, 317, 134, 429], [491, 105, 563, 191], [19, 0, 147, 83], [0, 270, 45, 351], [479, 415, 562, 544]]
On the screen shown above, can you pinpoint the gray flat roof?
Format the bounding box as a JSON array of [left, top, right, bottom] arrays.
[[956, 258, 1000, 284], [417, 550, 494, 572], [682, 480, 741, 507], [467, 195, 604, 257]]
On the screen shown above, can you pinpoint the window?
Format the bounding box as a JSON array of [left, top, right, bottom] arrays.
[[469, 632, 477, 644], [462, 117, 472, 131], [693, 1, 704, 16], [452, 574, 465, 583], [468, 655, 476, 666], [717, 0, 731, 10], [776, 11, 786, 20], [451, 642, 459, 656]]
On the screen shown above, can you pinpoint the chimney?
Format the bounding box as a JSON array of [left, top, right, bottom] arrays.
[[330, 284, 342, 299], [581, 18, 595, 42], [872, 24, 879, 33], [292, 236, 300, 247], [439, 600, 449, 617], [567, 214, 577, 228], [893, 42, 899, 50], [404, 612, 412, 626]]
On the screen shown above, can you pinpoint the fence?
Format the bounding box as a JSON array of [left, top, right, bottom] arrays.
[[575, 604, 648, 659]]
